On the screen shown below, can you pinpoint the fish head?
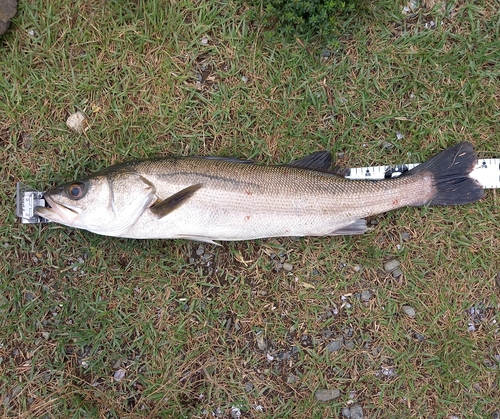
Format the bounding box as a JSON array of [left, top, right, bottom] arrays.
[[35, 169, 157, 236]]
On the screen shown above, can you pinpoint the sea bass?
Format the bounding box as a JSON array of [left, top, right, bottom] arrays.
[[35, 142, 484, 243]]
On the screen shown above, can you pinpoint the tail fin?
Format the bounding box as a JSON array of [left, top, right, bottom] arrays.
[[405, 142, 484, 206]]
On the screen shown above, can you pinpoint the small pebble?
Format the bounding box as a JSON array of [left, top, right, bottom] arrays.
[[321, 50, 331, 58], [41, 332, 50, 340], [384, 259, 400, 273], [315, 388, 340, 402], [360, 290, 371, 301], [402, 305, 416, 317], [344, 340, 355, 350], [353, 265, 362, 272], [241, 76, 248, 83], [392, 268, 403, 278], [342, 406, 351, 418], [322, 329, 333, 339], [350, 404, 364, 419], [201, 37, 209, 44], [66, 111, 89, 134], [491, 411, 499, 419], [244, 382, 254, 393], [282, 263, 293, 272], [287, 373, 298, 384], [396, 132, 404, 140], [425, 20, 436, 29], [401, 231, 411, 241], [327, 337, 343, 353], [231, 406, 241, 419], [381, 141, 394, 149], [196, 245, 204, 256], [495, 272, 500, 288], [256, 334, 266, 351], [113, 369, 126, 382]]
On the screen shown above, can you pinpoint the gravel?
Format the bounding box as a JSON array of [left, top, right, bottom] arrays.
[[256, 334, 267, 351], [326, 337, 343, 353], [66, 111, 89, 134], [360, 290, 372, 301], [344, 340, 355, 350], [113, 369, 126, 382], [230, 406, 241, 419], [282, 263, 293, 272], [0, 0, 17, 35], [315, 389, 340, 402], [196, 245, 205, 256], [402, 305, 416, 317], [384, 259, 400, 273], [350, 404, 364, 419], [342, 407, 351, 418], [381, 141, 394, 150], [342, 404, 364, 418], [384, 259, 403, 278]]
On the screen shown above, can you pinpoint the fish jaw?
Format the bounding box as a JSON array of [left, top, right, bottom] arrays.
[[36, 195, 81, 225]]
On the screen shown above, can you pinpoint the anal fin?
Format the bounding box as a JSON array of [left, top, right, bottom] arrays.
[[329, 219, 368, 236]]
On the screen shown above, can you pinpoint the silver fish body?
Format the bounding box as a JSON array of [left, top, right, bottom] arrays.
[[35, 142, 484, 242]]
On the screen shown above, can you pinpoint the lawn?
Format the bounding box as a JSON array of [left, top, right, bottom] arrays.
[[0, 0, 499, 418]]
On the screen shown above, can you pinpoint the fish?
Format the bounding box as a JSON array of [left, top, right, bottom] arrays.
[[35, 142, 484, 243]]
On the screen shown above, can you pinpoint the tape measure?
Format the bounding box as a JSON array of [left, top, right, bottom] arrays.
[[345, 158, 500, 189], [16, 158, 500, 224]]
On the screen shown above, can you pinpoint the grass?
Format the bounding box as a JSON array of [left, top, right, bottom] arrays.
[[1, 0, 499, 417]]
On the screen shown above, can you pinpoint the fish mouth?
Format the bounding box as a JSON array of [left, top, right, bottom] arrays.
[[35, 195, 80, 224]]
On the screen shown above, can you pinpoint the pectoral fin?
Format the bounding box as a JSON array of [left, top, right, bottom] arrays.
[[150, 184, 203, 219]]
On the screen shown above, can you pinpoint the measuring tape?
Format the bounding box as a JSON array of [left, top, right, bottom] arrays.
[[345, 158, 500, 189], [16, 158, 500, 224]]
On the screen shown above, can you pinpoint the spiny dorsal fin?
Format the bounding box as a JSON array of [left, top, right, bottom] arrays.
[[150, 184, 203, 219], [287, 151, 332, 170]]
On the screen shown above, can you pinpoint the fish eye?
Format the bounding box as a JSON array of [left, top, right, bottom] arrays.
[[67, 182, 87, 200]]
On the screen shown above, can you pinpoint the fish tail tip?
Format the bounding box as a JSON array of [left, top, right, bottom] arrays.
[[409, 142, 484, 206]]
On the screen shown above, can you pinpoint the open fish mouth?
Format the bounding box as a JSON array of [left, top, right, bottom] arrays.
[[36, 195, 80, 224]]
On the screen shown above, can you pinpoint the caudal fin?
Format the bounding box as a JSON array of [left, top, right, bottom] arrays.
[[406, 142, 484, 206]]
